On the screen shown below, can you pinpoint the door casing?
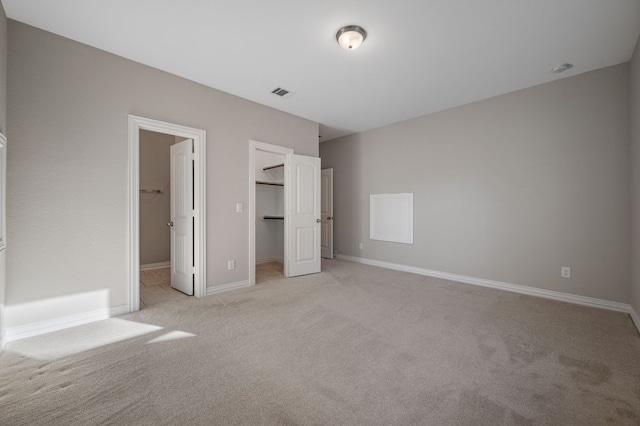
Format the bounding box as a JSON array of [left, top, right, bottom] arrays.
[[128, 115, 207, 312]]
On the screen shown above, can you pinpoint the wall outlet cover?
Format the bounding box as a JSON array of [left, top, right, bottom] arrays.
[[561, 267, 571, 278]]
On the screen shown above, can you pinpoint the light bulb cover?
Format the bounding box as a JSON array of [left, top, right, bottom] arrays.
[[551, 63, 574, 73], [336, 25, 367, 50]]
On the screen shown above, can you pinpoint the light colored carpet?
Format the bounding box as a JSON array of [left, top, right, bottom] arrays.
[[1, 259, 639, 425]]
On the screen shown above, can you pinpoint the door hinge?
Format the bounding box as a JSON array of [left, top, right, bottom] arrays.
[[192, 266, 197, 274]]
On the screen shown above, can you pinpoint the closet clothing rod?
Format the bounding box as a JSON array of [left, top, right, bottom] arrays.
[[256, 181, 284, 186], [140, 189, 163, 194]]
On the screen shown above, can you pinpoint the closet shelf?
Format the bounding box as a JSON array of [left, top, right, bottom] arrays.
[[256, 181, 284, 186], [263, 163, 284, 171], [262, 215, 284, 220]]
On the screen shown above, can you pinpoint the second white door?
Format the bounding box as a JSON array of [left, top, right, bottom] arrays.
[[321, 168, 334, 259], [170, 138, 194, 295]]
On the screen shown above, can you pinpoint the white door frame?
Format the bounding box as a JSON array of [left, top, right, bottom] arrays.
[[128, 115, 207, 312], [249, 140, 293, 287]]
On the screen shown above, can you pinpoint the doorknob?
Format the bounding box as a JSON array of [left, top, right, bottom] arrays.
[[328, 217, 333, 220], [167, 221, 173, 227], [316, 218, 321, 223]]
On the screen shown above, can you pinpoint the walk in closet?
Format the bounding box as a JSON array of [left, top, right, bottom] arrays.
[[255, 150, 286, 278]]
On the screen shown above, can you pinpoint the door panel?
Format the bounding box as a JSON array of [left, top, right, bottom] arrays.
[[288, 155, 321, 277], [170, 139, 194, 295], [321, 168, 334, 259], [296, 227, 316, 261]]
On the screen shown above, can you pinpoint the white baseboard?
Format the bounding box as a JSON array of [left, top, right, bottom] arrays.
[[140, 261, 171, 271], [336, 254, 631, 314], [256, 256, 283, 264], [6, 305, 129, 343], [630, 306, 640, 334], [206, 280, 251, 296], [110, 305, 130, 317]]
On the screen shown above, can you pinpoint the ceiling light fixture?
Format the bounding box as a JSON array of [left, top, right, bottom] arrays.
[[336, 25, 367, 50], [551, 63, 574, 73]]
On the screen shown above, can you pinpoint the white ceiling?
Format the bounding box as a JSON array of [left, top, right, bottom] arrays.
[[3, 0, 640, 141]]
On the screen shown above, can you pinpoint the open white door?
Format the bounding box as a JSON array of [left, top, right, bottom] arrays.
[[321, 168, 334, 259], [170, 139, 194, 295], [288, 154, 321, 277]]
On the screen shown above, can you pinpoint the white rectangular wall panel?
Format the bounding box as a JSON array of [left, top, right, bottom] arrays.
[[370, 193, 414, 244]]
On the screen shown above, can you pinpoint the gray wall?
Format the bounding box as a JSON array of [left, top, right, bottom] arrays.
[[321, 64, 631, 303], [6, 21, 318, 318], [0, 2, 6, 346], [139, 130, 173, 265], [0, 3, 6, 135], [631, 37, 640, 316]]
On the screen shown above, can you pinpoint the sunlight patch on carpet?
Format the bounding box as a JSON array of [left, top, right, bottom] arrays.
[[6, 318, 163, 360], [146, 330, 196, 344]]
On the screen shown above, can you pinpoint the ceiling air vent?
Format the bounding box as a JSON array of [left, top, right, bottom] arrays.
[[271, 87, 294, 98]]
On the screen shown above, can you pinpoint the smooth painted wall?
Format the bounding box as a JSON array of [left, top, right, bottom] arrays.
[[0, 3, 6, 135], [631, 37, 640, 317], [6, 21, 318, 325], [0, 3, 7, 347], [139, 130, 173, 265], [321, 64, 631, 304]]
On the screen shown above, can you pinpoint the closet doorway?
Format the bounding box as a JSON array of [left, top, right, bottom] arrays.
[[255, 149, 287, 283], [138, 130, 192, 307], [250, 141, 292, 285], [128, 115, 207, 313], [248, 140, 322, 286]]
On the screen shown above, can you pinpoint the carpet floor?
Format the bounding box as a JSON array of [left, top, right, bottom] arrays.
[[1, 259, 639, 425]]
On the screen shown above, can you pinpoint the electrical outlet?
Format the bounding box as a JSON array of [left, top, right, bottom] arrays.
[[561, 267, 571, 278], [228, 260, 235, 270], [359, 242, 363, 250], [236, 203, 243, 213]]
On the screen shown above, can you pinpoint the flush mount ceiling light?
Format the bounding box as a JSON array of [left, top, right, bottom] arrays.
[[336, 25, 367, 50], [551, 63, 574, 73]]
